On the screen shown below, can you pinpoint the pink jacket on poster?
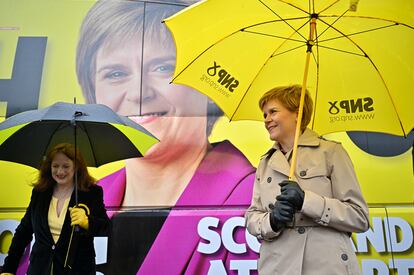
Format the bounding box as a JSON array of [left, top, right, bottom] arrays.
[[99, 140, 258, 275]]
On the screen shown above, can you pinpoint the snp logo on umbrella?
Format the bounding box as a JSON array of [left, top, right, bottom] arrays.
[[328, 97, 375, 123], [200, 61, 239, 97]]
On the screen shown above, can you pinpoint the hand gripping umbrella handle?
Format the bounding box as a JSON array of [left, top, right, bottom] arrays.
[[73, 203, 90, 232], [64, 203, 90, 269]]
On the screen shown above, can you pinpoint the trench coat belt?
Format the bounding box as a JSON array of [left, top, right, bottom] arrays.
[[285, 213, 320, 228]]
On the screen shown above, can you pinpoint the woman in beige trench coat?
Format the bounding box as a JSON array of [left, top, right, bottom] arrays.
[[245, 85, 369, 275]]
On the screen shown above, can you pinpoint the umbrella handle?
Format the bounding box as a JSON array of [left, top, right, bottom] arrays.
[[289, 17, 317, 180], [73, 203, 90, 232]]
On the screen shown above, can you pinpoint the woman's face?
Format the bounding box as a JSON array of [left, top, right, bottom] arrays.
[[51, 152, 75, 187], [262, 99, 297, 143], [94, 35, 209, 157]]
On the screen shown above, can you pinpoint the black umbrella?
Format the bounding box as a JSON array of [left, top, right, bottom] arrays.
[[0, 101, 158, 169]]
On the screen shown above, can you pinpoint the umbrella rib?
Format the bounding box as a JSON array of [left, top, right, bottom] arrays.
[[244, 16, 310, 31], [243, 30, 305, 44], [171, 35, 230, 81], [257, 0, 308, 41], [320, 15, 414, 30], [242, 16, 310, 46], [315, 44, 365, 57], [271, 44, 307, 58], [276, 0, 310, 15], [265, 18, 311, 57], [316, 8, 349, 41], [315, 18, 370, 57], [318, 23, 400, 43], [311, 22, 321, 131], [312, 23, 320, 67], [318, 0, 341, 15], [311, 48, 318, 65], [243, 15, 310, 51]]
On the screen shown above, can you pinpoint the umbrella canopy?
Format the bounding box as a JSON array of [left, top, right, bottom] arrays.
[[0, 102, 158, 169], [164, 0, 414, 137]]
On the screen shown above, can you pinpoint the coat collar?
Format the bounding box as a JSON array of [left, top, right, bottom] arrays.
[[297, 128, 321, 147], [270, 128, 320, 151], [266, 128, 321, 177]]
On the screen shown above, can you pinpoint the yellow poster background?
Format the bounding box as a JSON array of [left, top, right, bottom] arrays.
[[0, 0, 413, 271]]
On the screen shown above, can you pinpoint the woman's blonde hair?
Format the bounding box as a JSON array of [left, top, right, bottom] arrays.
[[259, 85, 313, 131]]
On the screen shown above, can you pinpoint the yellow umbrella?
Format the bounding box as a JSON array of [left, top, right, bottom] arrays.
[[164, 0, 414, 178]]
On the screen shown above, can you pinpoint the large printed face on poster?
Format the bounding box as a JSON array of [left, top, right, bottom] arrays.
[[0, 0, 413, 274]]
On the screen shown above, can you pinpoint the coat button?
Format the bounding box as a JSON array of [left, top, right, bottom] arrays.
[[341, 253, 348, 261], [52, 245, 55, 250], [298, 227, 305, 234], [267, 177, 272, 183], [268, 203, 274, 209], [300, 170, 307, 177]]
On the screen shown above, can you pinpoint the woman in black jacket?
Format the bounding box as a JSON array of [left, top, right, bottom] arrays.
[[1, 143, 110, 275]]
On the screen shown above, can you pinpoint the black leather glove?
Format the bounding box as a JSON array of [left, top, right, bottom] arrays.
[[276, 180, 305, 211], [269, 200, 295, 232]]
